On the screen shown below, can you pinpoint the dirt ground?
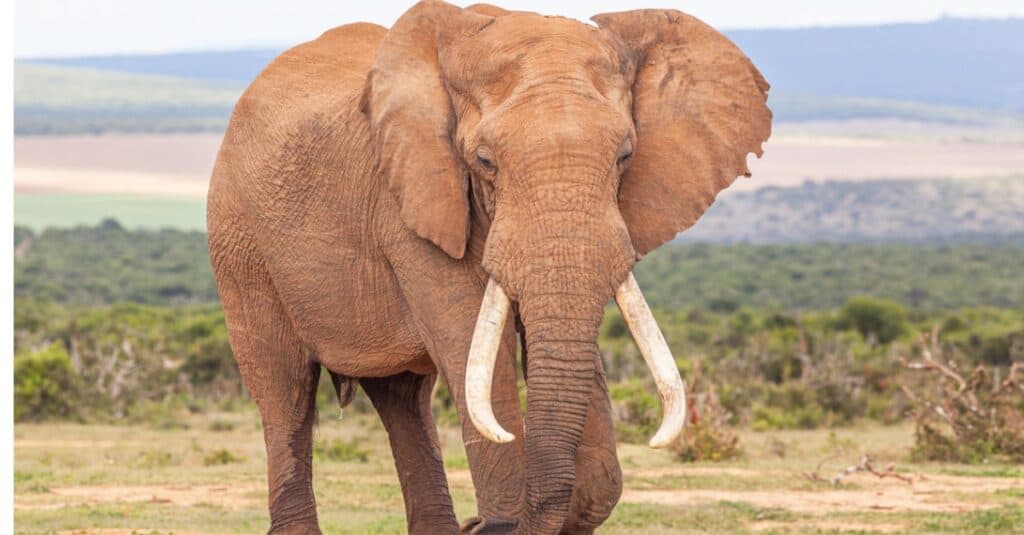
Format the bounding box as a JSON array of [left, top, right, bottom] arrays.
[[13, 417, 1024, 533], [18, 468, 1016, 515], [621, 469, 1019, 513], [13, 121, 1024, 198]]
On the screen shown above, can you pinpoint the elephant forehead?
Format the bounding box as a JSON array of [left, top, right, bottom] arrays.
[[444, 13, 630, 98]]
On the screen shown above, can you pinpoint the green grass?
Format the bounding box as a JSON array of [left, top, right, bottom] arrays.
[[14, 193, 206, 231], [14, 415, 1024, 533]]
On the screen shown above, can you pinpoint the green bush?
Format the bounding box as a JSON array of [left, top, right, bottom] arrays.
[[751, 403, 825, 431], [609, 379, 660, 444], [313, 438, 369, 463], [835, 297, 909, 344], [14, 342, 82, 422], [671, 421, 742, 462], [203, 449, 245, 466]]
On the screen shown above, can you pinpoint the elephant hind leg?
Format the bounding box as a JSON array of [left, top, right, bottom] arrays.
[[260, 360, 321, 534], [361, 372, 459, 534], [214, 247, 322, 533]]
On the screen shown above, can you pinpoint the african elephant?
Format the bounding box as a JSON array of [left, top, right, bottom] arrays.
[[207, 1, 770, 533]]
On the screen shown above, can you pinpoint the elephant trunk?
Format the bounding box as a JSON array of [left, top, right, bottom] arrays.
[[516, 265, 605, 533], [465, 174, 687, 531]]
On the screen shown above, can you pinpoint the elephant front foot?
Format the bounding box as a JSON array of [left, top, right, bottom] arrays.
[[561, 444, 623, 534], [268, 518, 321, 535], [460, 516, 518, 534]]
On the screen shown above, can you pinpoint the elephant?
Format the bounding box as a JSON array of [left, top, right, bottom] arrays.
[[206, 1, 770, 533]]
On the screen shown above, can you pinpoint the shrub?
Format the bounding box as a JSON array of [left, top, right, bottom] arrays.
[[208, 419, 236, 432], [671, 386, 741, 462], [125, 398, 192, 430], [751, 403, 824, 431], [836, 296, 909, 344], [313, 438, 369, 463], [14, 342, 82, 421], [672, 421, 741, 462], [670, 362, 742, 462], [609, 379, 661, 444], [904, 353, 1024, 463], [203, 448, 245, 466]]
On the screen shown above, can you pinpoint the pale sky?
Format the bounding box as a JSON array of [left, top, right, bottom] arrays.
[[15, 0, 1024, 58]]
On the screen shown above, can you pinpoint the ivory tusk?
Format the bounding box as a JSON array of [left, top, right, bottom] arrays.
[[615, 272, 687, 448], [465, 277, 515, 443]]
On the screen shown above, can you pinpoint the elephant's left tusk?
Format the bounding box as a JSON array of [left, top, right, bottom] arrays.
[[615, 272, 687, 448], [465, 277, 516, 444]]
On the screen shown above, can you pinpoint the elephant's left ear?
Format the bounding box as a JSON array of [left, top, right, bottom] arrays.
[[592, 10, 772, 256]]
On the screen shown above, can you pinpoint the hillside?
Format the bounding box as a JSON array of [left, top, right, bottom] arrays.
[[26, 18, 1024, 113], [15, 18, 1024, 134], [730, 17, 1024, 114], [685, 177, 1024, 244], [13, 64, 243, 134]]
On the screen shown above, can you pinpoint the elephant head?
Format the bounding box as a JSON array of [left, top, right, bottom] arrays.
[[362, 1, 770, 529]]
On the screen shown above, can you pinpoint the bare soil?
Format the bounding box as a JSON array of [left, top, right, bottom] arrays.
[[621, 471, 1022, 513], [18, 468, 1020, 517], [14, 134, 221, 198], [59, 531, 218, 535], [16, 482, 264, 511]]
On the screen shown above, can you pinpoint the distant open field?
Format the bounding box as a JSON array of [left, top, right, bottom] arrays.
[[14, 414, 1024, 534], [14, 193, 207, 231], [14, 120, 1024, 198], [14, 133, 219, 198], [13, 121, 1024, 233]]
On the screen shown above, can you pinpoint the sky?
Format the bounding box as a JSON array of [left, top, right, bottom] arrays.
[[15, 0, 1024, 58]]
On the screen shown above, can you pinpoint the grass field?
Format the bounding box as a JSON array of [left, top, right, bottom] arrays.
[[14, 194, 206, 231], [14, 412, 1024, 534]]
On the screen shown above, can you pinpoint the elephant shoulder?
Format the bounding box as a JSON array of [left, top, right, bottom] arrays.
[[213, 22, 388, 223], [229, 22, 387, 135]]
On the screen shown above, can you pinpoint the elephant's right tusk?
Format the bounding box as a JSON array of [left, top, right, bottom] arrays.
[[465, 277, 516, 444], [615, 272, 687, 448]]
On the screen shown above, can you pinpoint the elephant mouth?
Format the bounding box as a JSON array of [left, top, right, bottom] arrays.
[[464, 273, 687, 449]]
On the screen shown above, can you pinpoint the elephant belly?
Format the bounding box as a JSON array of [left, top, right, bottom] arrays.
[[267, 239, 433, 378]]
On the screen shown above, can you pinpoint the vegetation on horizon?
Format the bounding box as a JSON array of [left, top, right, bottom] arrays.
[[14, 222, 1024, 310]]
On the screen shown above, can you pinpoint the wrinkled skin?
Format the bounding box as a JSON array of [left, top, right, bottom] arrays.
[[207, 2, 770, 534]]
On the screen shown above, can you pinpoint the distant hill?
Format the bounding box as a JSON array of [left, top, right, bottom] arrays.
[[15, 17, 1024, 134], [684, 177, 1024, 244], [730, 17, 1024, 114], [25, 49, 280, 84], [13, 64, 243, 134]]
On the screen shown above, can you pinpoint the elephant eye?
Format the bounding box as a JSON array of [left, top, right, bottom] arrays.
[[617, 150, 633, 164], [475, 146, 496, 172]]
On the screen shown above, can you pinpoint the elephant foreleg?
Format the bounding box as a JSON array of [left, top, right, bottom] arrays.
[[361, 372, 460, 534]]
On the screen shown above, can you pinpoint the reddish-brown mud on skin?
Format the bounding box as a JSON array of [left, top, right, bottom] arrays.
[[207, 1, 770, 533]]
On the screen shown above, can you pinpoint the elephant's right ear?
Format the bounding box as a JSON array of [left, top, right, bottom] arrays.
[[361, 1, 492, 259]]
